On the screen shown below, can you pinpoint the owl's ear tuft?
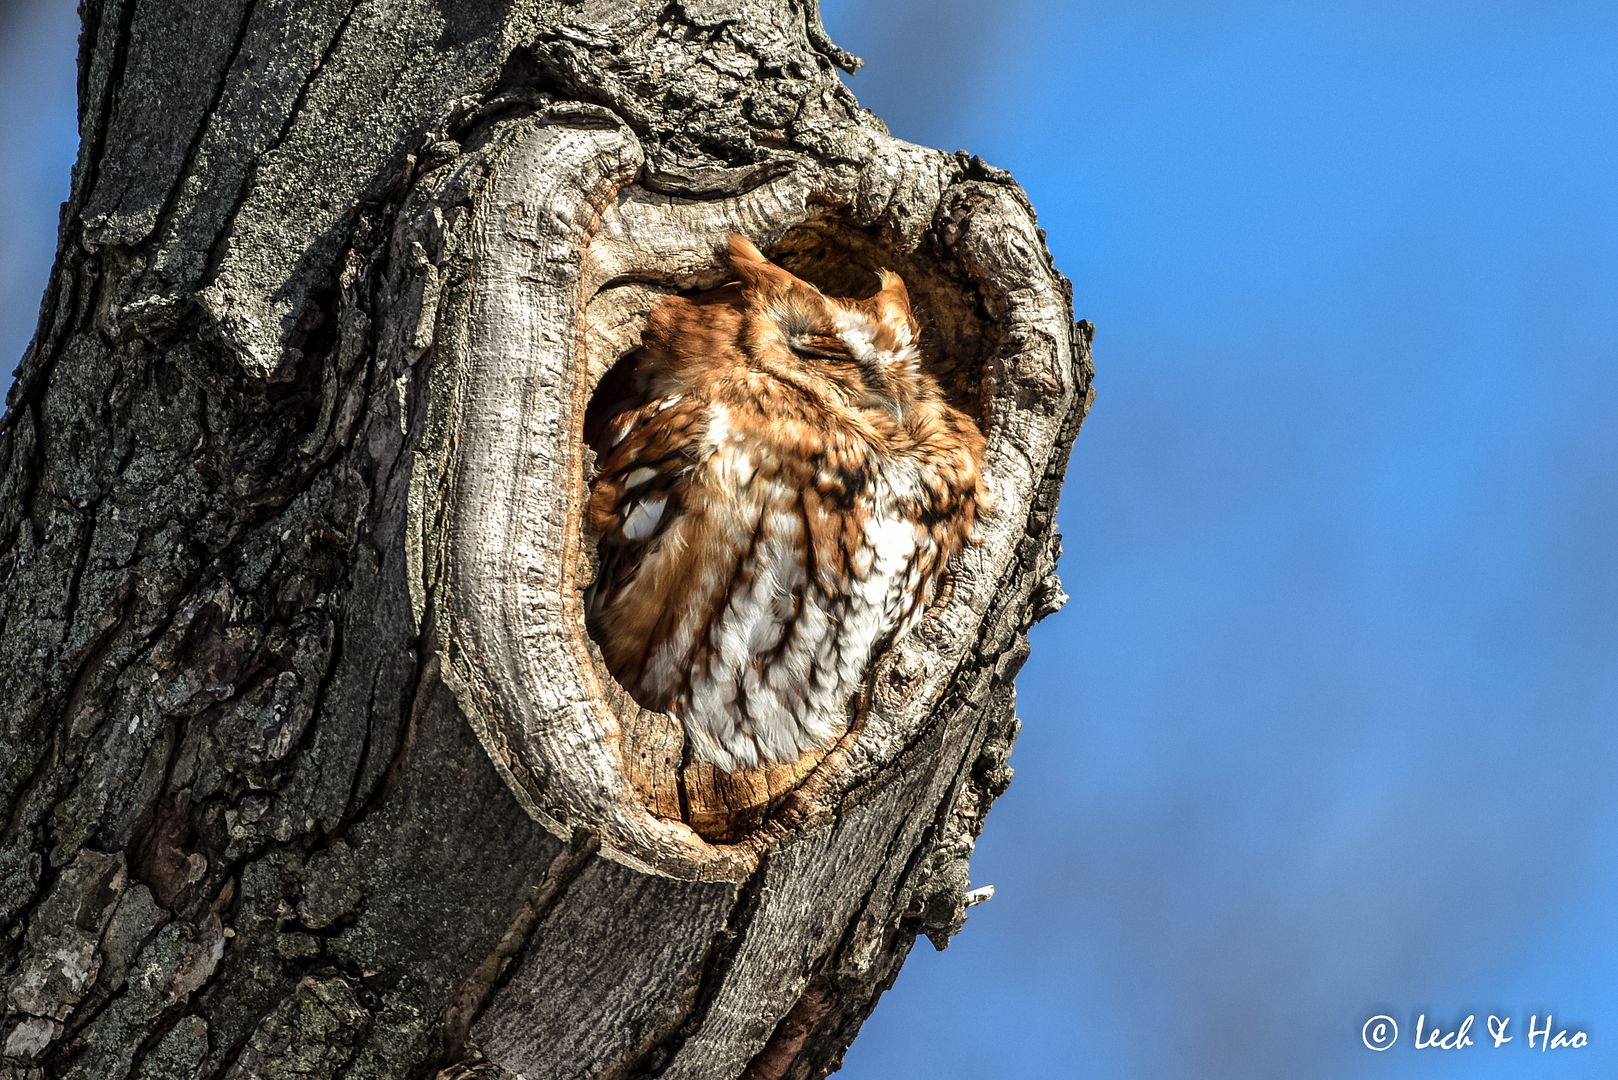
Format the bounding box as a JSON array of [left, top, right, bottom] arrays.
[[727, 233, 768, 266], [726, 233, 798, 295], [874, 269, 918, 340]]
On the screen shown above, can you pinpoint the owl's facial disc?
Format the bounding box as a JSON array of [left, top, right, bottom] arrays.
[[772, 306, 903, 406], [728, 235, 924, 414]]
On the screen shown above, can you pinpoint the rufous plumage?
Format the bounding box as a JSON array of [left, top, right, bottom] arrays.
[[586, 235, 985, 771]]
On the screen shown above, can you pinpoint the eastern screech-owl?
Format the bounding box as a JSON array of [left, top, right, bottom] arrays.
[[586, 235, 985, 772]]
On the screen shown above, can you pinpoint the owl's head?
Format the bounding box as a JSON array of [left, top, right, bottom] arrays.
[[722, 234, 938, 417]]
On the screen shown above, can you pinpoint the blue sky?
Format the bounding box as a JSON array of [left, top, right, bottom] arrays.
[[4, 4, 1617, 1077], [818, 3, 1618, 1078]]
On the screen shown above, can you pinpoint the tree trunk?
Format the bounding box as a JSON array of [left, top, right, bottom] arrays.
[[0, 2, 1091, 1077]]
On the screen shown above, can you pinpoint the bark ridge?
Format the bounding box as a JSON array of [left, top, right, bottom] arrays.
[[0, 2, 1093, 1076]]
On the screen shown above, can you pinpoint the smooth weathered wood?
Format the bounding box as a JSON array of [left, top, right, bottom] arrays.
[[0, 2, 1092, 1077]]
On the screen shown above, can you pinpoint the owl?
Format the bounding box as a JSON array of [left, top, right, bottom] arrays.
[[585, 235, 985, 772]]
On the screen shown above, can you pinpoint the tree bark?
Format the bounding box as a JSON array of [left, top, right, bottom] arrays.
[[0, 2, 1092, 1077]]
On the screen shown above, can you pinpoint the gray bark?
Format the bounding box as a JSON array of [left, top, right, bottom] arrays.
[[0, 2, 1092, 1077]]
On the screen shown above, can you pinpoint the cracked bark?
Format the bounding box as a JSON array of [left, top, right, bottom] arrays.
[[0, 2, 1092, 1077]]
